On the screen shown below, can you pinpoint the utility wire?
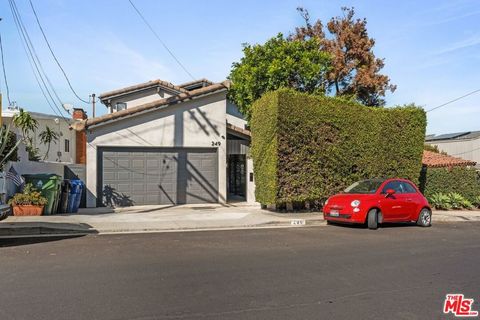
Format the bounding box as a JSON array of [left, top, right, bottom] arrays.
[[10, 0, 64, 109], [8, 0, 70, 124], [0, 31, 12, 105], [128, 0, 196, 80], [28, 0, 90, 104], [426, 88, 480, 113]]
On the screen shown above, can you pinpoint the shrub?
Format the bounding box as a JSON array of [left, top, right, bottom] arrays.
[[428, 193, 452, 210], [8, 183, 48, 206], [448, 192, 473, 210], [473, 195, 480, 209], [251, 89, 426, 206], [420, 167, 480, 202]]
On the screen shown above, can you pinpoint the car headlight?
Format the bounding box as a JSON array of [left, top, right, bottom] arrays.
[[351, 200, 361, 207]]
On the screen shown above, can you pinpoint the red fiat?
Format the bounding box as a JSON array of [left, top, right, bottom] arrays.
[[323, 178, 432, 229]]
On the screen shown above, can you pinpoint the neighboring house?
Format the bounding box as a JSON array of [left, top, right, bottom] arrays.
[[426, 131, 480, 169], [2, 106, 83, 163], [422, 150, 477, 168], [72, 78, 255, 208]]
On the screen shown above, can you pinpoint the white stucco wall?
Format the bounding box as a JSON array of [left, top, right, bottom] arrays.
[[226, 100, 247, 129], [86, 92, 228, 207], [246, 158, 257, 204], [2, 113, 76, 163]]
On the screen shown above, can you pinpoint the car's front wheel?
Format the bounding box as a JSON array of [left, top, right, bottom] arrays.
[[367, 209, 378, 230], [417, 208, 432, 227]]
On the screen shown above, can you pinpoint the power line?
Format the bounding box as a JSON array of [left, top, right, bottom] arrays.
[[10, 0, 64, 109], [8, 0, 70, 124], [0, 31, 12, 105], [128, 0, 196, 80], [426, 88, 480, 113], [28, 0, 90, 105]]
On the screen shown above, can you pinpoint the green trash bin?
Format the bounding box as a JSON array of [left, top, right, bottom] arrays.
[[22, 174, 62, 215]]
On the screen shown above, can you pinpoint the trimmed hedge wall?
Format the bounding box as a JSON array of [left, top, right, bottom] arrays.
[[420, 166, 480, 202], [251, 89, 426, 206]]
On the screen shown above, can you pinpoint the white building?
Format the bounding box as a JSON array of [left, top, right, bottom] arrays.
[[72, 79, 255, 208], [2, 106, 77, 163]]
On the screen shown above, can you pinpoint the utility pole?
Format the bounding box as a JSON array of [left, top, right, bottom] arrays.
[[91, 93, 96, 118]]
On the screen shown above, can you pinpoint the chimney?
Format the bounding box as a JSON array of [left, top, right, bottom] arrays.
[[72, 108, 87, 164]]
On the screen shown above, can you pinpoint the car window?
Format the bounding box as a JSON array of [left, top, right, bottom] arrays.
[[401, 182, 417, 194], [344, 179, 385, 194], [381, 181, 403, 194]]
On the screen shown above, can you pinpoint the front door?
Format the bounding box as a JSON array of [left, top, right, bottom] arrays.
[[227, 154, 246, 198]]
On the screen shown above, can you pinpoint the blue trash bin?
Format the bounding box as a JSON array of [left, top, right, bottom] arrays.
[[67, 180, 84, 213]]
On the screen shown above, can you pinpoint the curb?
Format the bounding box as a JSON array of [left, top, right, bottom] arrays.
[[0, 219, 325, 238]]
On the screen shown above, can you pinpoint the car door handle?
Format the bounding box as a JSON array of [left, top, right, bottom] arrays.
[[406, 198, 413, 202]]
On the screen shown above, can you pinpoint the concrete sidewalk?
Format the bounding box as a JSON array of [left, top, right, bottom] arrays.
[[0, 203, 324, 237], [1, 204, 479, 237]]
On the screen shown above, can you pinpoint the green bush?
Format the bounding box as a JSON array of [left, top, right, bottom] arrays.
[[420, 167, 480, 202], [428, 192, 475, 210], [251, 89, 426, 206], [448, 192, 473, 210], [473, 195, 480, 209], [428, 193, 452, 210]]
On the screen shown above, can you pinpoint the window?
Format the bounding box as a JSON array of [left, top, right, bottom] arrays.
[[401, 182, 417, 194], [64, 139, 70, 153], [381, 180, 403, 194], [344, 179, 385, 194]]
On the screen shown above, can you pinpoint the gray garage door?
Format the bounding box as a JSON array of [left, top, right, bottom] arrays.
[[99, 147, 218, 206]]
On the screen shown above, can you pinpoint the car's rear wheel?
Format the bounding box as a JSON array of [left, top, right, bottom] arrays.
[[367, 209, 378, 230], [417, 208, 432, 227]]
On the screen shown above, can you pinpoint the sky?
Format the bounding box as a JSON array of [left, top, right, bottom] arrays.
[[0, 0, 479, 134]]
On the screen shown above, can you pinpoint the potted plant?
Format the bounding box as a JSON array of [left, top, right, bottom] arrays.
[[8, 183, 48, 216]]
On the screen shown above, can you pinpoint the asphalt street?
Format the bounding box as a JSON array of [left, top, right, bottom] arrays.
[[1, 222, 479, 320]]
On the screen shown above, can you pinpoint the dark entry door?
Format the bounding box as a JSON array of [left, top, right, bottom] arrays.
[[228, 154, 246, 197]]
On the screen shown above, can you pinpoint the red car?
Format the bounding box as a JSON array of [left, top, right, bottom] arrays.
[[323, 178, 432, 229]]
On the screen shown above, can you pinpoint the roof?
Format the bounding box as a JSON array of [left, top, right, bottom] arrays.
[[179, 78, 214, 91], [2, 108, 72, 122], [426, 131, 480, 142], [72, 81, 230, 131], [98, 79, 188, 101], [422, 150, 477, 168]]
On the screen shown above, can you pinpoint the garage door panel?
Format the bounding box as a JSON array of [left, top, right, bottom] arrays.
[[100, 148, 217, 206]]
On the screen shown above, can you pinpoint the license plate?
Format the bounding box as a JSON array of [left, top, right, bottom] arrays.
[[330, 210, 339, 217]]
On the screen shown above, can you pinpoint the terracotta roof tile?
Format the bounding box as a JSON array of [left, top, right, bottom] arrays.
[[98, 79, 188, 100], [422, 150, 476, 168], [72, 81, 230, 131]]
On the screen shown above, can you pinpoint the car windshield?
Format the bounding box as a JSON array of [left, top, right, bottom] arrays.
[[344, 179, 385, 194]]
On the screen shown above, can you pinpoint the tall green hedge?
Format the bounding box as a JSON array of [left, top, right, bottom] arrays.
[[420, 167, 480, 201], [251, 89, 426, 206]]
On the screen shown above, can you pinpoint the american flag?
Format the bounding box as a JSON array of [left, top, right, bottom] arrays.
[[6, 166, 24, 187]]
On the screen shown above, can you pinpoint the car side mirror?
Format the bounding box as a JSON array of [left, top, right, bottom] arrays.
[[385, 189, 396, 197]]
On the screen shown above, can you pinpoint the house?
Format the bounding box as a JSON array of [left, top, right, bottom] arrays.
[[72, 78, 255, 208], [426, 131, 480, 169], [422, 150, 477, 168], [2, 105, 83, 163]]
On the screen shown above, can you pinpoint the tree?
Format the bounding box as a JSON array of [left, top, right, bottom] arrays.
[[228, 34, 331, 120], [12, 109, 40, 161], [39, 126, 59, 161], [291, 7, 396, 106], [0, 125, 21, 169]]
